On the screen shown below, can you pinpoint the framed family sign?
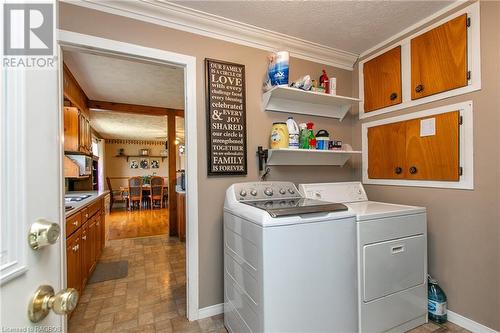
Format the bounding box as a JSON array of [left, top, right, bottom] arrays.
[[205, 58, 247, 176]]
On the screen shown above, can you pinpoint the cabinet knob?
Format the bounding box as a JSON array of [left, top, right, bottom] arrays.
[[415, 84, 424, 93], [390, 92, 398, 101], [409, 166, 418, 174], [394, 167, 403, 175]]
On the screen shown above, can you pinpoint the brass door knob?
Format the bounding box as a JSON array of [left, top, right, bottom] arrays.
[[28, 285, 79, 322], [28, 219, 61, 250]]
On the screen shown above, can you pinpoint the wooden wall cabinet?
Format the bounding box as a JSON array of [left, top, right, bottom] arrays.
[[363, 46, 402, 112], [367, 122, 406, 179], [411, 14, 468, 100], [368, 111, 460, 181], [64, 107, 92, 155], [63, 64, 92, 155]]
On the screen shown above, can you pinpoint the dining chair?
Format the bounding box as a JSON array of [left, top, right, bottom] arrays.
[[106, 177, 128, 210], [150, 176, 164, 209], [128, 177, 142, 210]]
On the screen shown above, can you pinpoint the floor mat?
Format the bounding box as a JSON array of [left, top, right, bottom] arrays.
[[88, 260, 128, 284]]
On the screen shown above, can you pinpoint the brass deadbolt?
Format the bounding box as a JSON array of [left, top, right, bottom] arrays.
[[28, 220, 60, 250]]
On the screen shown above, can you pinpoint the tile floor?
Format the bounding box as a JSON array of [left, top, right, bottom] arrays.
[[69, 234, 468, 333]]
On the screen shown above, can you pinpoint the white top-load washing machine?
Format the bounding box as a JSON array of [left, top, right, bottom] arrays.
[[224, 181, 358, 333], [299, 182, 428, 333]]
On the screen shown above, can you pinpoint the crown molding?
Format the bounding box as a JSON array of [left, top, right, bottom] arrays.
[[62, 0, 359, 70]]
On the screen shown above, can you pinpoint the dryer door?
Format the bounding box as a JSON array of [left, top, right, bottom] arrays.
[[363, 234, 425, 302]]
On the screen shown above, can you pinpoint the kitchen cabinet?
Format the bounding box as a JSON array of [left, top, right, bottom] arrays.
[[367, 111, 460, 181], [64, 106, 92, 155], [363, 46, 402, 112], [176, 192, 186, 242], [405, 111, 460, 181], [66, 229, 82, 294], [80, 220, 91, 287], [368, 122, 406, 179], [64, 107, 79, 152], [411, 14, 468, 100], [65, 196, 105, 307]]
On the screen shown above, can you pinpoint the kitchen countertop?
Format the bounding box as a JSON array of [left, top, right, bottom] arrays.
[[65, 190, 110, 217]]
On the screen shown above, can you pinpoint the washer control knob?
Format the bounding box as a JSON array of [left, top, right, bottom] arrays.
[[239, 190, 247, 197], [250, 190, 258, 196], [288, 188, 295, 194], [279, 189, 286, 195], [264, 188, 273, 196]]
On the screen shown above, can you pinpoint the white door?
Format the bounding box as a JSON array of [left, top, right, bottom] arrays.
[[1, 54, 69, 328]]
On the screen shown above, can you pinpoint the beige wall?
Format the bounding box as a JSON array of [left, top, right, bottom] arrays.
[[104, 141, 168, 189], [59, 3, 358, 309], [351, 2, 500, 330]]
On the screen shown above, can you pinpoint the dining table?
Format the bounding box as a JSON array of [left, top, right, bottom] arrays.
[[119, 184, 169, 209]]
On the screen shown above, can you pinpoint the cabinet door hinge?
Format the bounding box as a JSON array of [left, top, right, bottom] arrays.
[[459, 115, 463, 125], [459, 167, 463, 176], [467, 17, 471, 27], [467, 71, 471, 80]]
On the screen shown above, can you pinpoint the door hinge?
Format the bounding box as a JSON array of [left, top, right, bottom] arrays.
[[459, 115, 463, 125], [467, 17, 471, 27], [467, 71, 471, 80], [459, 167, 463, 176]]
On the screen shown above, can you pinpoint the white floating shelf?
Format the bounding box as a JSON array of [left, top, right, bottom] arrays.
[[266, 148, 361, 166], [262, 86, 361, 120]]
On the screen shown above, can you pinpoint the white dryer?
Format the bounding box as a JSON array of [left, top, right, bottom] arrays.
[[223, 181, 358, 333], [299, 182, 428, 333]]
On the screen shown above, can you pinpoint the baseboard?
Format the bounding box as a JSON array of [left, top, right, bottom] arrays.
[[448, 310, 499, 333], [196, 304, 499, 332], [198, 303, 224, 320]]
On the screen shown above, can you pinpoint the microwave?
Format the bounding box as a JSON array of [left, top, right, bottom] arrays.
[[67, 155, 92, 176]]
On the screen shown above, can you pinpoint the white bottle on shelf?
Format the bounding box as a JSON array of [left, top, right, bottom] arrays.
[[286, 117, 299, 149]]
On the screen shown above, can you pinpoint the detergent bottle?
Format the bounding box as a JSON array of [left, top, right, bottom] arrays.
[[428, 275, 448, 324], [286, 117, 299, 149]]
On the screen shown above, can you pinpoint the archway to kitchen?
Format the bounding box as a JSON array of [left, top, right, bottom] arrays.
[[59, 31, 199, 332]]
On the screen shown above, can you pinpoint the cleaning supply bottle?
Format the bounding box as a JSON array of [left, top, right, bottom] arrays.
[[306, 122, 316, 150], [428, 275, 448, 324], [270, 122, 289, 149], [298, 123, 308, 149], [319, 69, 330, 94], [286, 117, 299, 149], [315, 130, 330, 150]]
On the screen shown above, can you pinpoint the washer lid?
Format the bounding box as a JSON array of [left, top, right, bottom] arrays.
[[346, 201, 425, 221], [242, 198, 348, 218]]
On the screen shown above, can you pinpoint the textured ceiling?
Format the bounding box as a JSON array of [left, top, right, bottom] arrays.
[[64, 49, 185, 140], [90, 111, 185, 141], [63, 50, 185, 108], [171, 1, 452, 54]]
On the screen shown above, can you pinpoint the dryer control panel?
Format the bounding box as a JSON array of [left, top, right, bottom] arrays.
[[299, 182, 368, 203], [233, 182, 301, 201]]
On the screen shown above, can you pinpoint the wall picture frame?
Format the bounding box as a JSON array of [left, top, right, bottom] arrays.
[[205, 58, 247, 176], [140, 158, 149, 169]]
